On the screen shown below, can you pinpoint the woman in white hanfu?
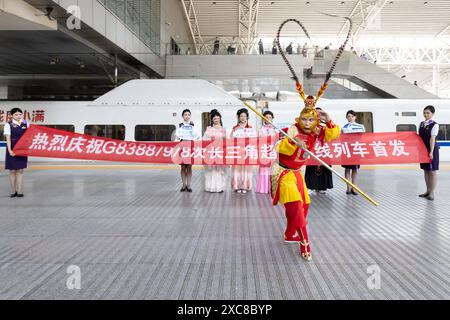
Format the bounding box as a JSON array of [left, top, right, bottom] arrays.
[[230, 108, 257, 194], [203, 109, 227, 193]]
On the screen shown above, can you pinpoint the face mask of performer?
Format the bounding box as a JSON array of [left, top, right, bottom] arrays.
[[296, 95, 319, 134]]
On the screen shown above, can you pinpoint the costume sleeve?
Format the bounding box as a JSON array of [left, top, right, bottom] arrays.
[[324, 120, 341, 142], [258, 127, 266, 137], [230, 127, 235, 138], [276, 125, 299, 156], [193, 127, 201, 141], [203, 127, 211, 140], [3, 123, 11, 136]]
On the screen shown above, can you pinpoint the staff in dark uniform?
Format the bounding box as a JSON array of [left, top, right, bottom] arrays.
[[418, 105, 439, 200], [304, 107, 333, 194], [4, 108, 29, 198]]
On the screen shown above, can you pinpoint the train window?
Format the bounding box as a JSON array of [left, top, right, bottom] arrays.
[[84, 125, 125, 140], [0, 124, 5, 140], [135, 125, 176, 141], [354, 112, 373, 133], [437, 124, 450, 141], [42, 125, 75, 132], [202, 112, 211, 136], [0, 124, 5, 141], [401, 112, 417, 117], [396, 124, 417, 132]]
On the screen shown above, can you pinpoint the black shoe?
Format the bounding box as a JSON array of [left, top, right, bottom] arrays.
[[17, 194, 24, 198], [418, 192, 429, 198], [350, 189, 358, 195], [10, 192, 18, 198], [426, 195, 434, 201], [186, 187, 192, 192], [346, 190, 351, 195], [180, 186, 187, 192]]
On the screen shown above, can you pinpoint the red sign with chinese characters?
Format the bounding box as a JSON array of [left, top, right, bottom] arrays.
[[0, 109, 45, 123], [13, 125, 430, 165]]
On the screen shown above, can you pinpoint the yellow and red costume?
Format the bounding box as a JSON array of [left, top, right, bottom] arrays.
[[271, 94, 340, 260], [270, 16, 352, 260]]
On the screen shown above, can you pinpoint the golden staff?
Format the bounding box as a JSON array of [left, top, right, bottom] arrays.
[[242, 101, 379, 207]]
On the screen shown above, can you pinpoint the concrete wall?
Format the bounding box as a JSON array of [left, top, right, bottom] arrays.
[[166, 54, 304, 92], [312, 50, 438, 99], [303, 77, 382, 99], [0, 0, 57, 30]]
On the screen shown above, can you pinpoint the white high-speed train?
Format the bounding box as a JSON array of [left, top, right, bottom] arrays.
[[1, 79, 449, 162]]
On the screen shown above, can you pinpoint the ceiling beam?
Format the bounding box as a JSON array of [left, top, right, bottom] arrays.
[[338, 0, 362, 37], [339, 0, 388, 42], [180, 0, 209, 54], [436, 23, 450, 37], [238, 0, 259, 54]]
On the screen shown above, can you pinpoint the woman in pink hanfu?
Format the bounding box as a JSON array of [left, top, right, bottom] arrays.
[[230, 108, 256, 194], [256, 110, 277, 194], [203, 109, 227, 193]]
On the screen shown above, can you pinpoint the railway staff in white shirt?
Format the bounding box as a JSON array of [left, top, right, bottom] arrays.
[[174, 109, 200, 192], [341, 110, 366, 195]]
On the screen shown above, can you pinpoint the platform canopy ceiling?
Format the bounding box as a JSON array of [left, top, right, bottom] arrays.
[[189, 0, 450, 39]]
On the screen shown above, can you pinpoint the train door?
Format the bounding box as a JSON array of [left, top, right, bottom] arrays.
[[257, 101, 269, 131], [355, 112, 373, 133], [202, 112, 210, 137]]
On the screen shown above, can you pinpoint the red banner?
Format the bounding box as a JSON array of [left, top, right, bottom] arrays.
[[13, 125, 430, 165]]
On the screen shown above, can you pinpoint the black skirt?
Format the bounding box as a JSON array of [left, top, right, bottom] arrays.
[[341, 164, 360, 170], [305, 165, 333, 190]]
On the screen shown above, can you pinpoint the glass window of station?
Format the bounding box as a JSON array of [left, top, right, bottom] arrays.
[[98, 0, 161, 55], [437, 124, 450, 141], [85, 125, 126, 140], [135, 125, 176, 141]]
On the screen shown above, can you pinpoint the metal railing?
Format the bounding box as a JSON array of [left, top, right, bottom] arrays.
[[165, 41, 328, 58]]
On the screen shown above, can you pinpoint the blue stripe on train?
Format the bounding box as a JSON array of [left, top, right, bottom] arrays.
[[0, 142, 6, 147]]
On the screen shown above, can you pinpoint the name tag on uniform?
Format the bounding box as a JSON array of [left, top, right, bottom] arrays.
[[234, 128, 256, 138], [178, 125, 194, 140]]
